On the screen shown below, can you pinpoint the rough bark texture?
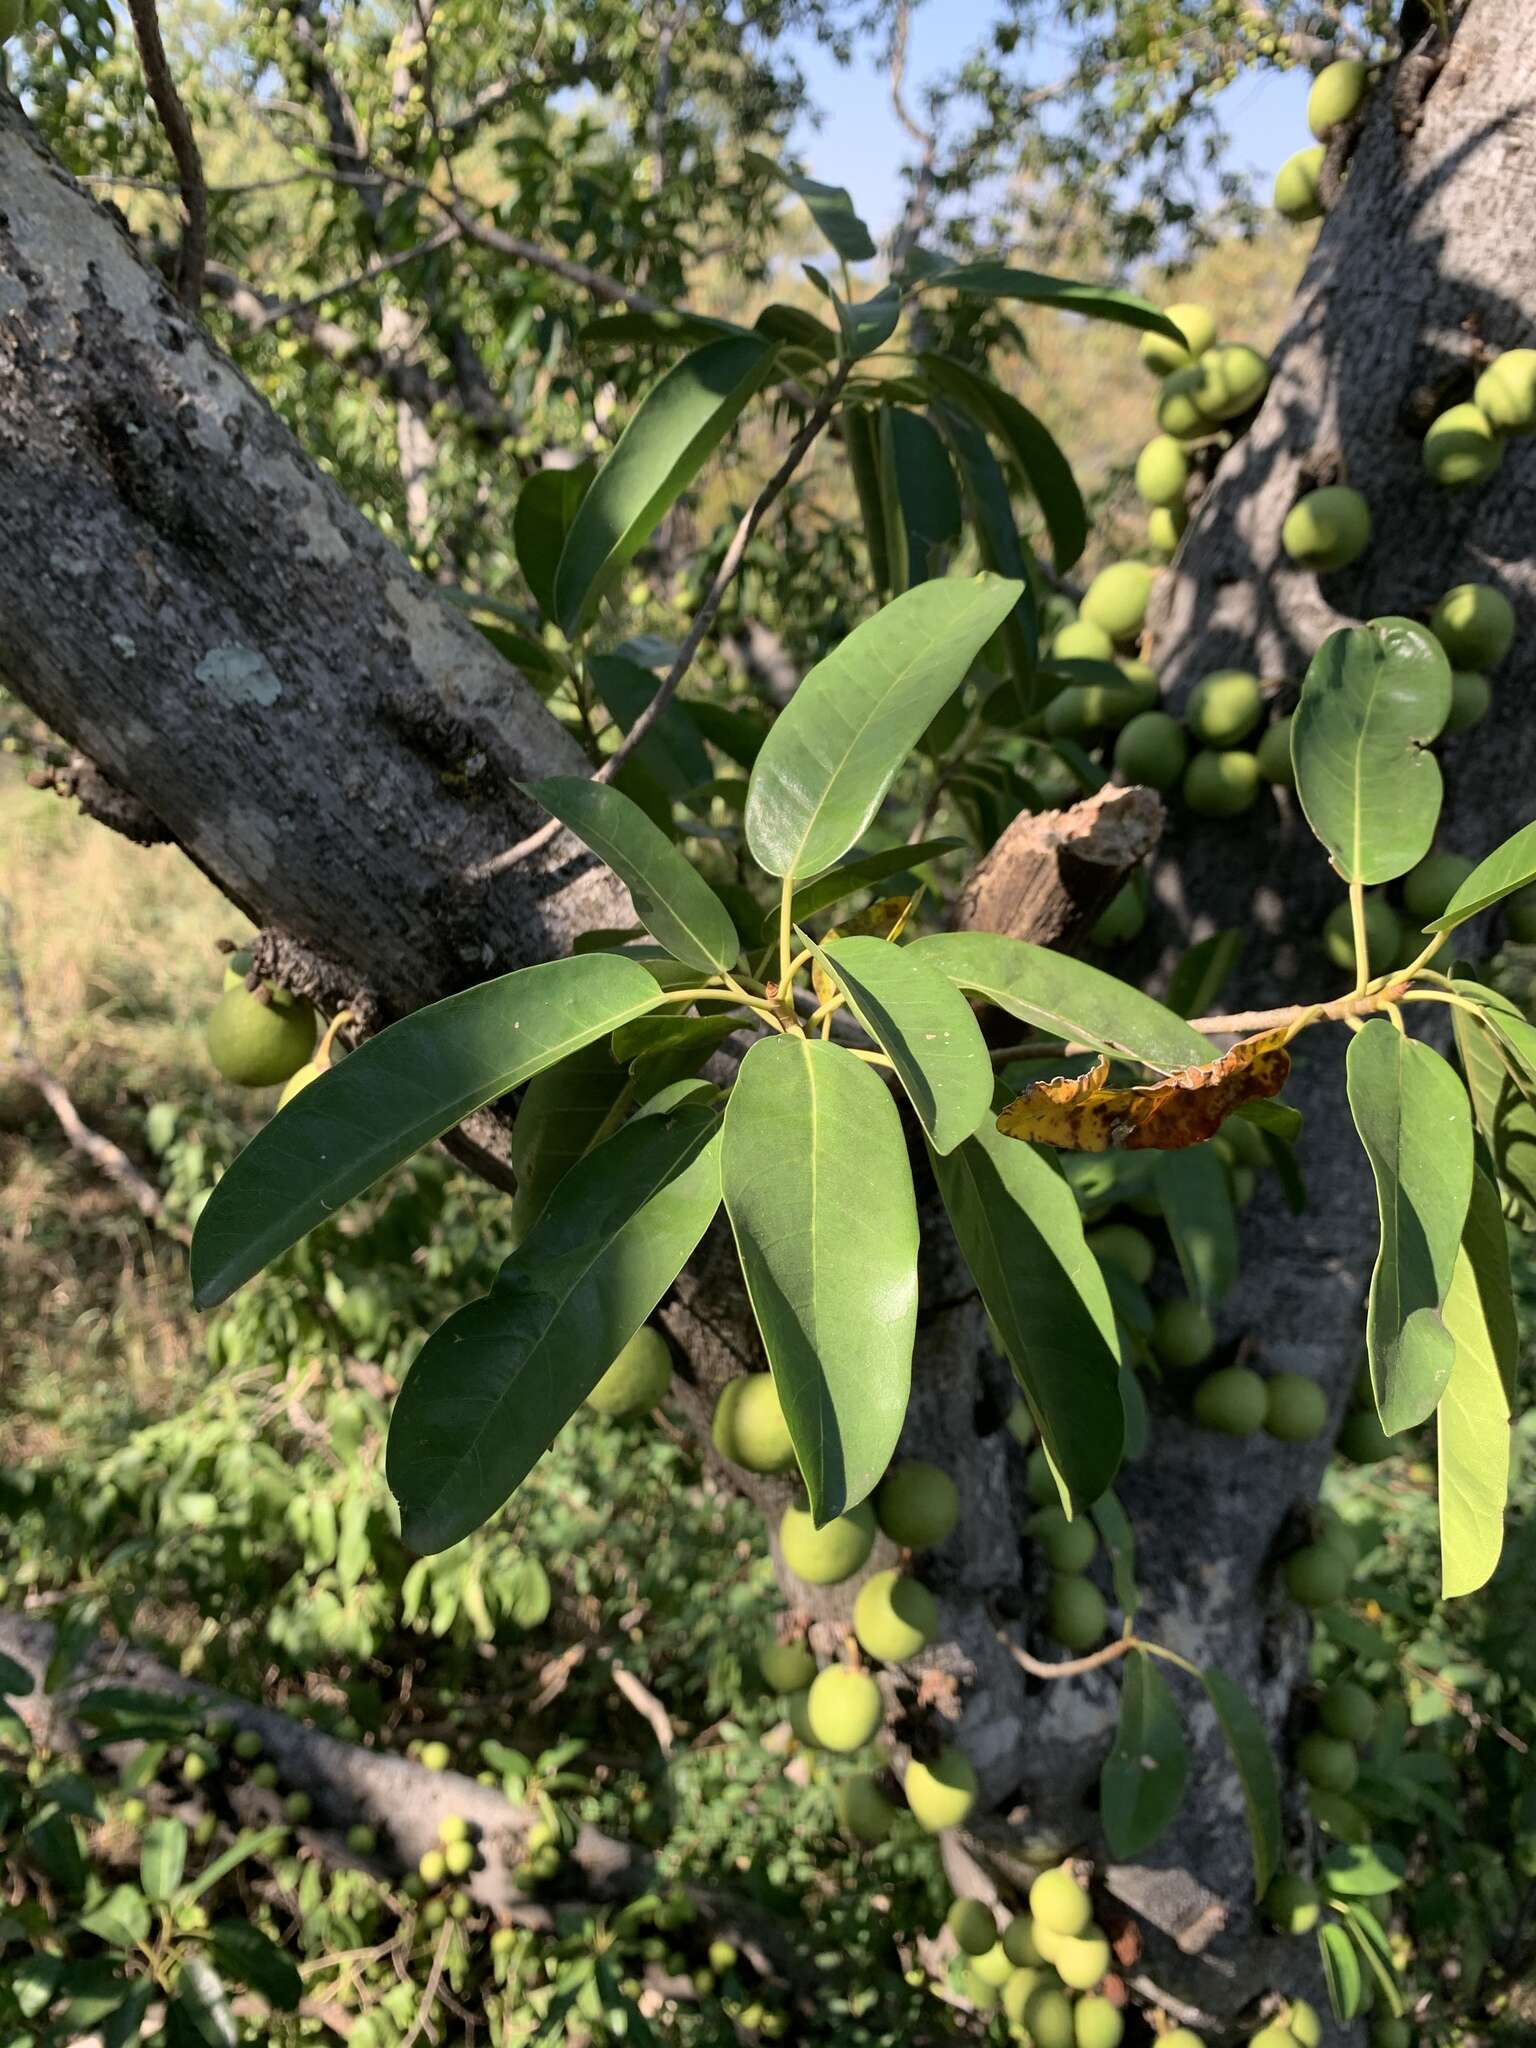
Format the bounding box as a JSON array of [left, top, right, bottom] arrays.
[[955, 781, 1165, 947]]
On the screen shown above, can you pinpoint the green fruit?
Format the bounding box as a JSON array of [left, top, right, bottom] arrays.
[[205, 984, 316, 1088], [708, 1938, 739, 1974], [1444, 668, 1491, 734], [1282, 486, 1371, 571], [418, 1848, 447, 1886], [345, 1823, 377, 1855], [1423, 402, 1502, 487], [419, 1740, 451, 1771], [181, 1752, 209, 1786], [1047, 1575, 1107, 1650], [1075, 1994, 1125, 2048], [1081, 562, 1154, 643], [854, 1569, 938, 1663], [1152, 1298, 1214, 1370], [971, 1940, 1016, 1987], [1024, 1984, 1077, 2048], [835, 1772, 895, 1844], [1135, 435, 1189, 507], [250, 1762, 279, 1789], [1088, 883, 1146, 948], [1053, 618, 1117, 663], [786, 1689, 818, 1745], [876, 1461, 959, 1549], [1263, 1872, 1321, 1933], [1402, 851, 1475, 924], [1002, 1916, 1045, 1967], [1251, 2030, 1304, 2048], [1030, 1506, 1099, 1574], [1323, 895, 1401, 976], [1006, 1398, 1037, 1447], [1298, 1731, 1359, 1793], [805, 1666, 884, 1752], [962, 1967, 1001, 2013], [1474, 347, 1536, 434], [1115, 657, 1160, 709], [1371, 2022, 1411, 2048], [712, 1373, 795, 1472], [1338, 1408, 1395, 1464], [1046, 683, 1144, 740], [1147, 504, 1187, 559], [1002, 1967, 1048, 2024], [1115, 711, 1187, 791], [1263, 1372, 1329, 1443], [1052, 1931, 1110, 1989], [1320, 1680, 1379, 1744], [120, 1797, 148, 1828], [1431, 582, 1515, 669], [757, 1634, 816, 1693], [1025, 1445, 1060, 1508], [1087, 1223, 1156, 1285], [947, 1898, 997, 1955], [1158, 366, 1217, 440], [1193, 1364, 1267, 1435], [1186, 669, 1263, 748], [1194, 342, 1270, 421], [1163, 2034, 1205, 2048], [1029, 1866, 1092, 1938], [1286, 2001, 1323, 2048], [1254, 717, 1295, 788], [903, 1746, 978, 1832], [1183, 748, 1259, 817], [1139, 302, 1217, 375], [1308, 57, 1368, 136], [284, 1791, 312, 1823], [220, 949, 253, 991], [586, 1326, 671, 1418], [444, 1838, 475, 1876], [438, 1813, 469, 1844], [1284, 1542, 1351, 1608], [1274, 145, 1325, 222]]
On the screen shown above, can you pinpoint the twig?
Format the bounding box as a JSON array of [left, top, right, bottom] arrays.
[[124, 0, 207, 306], [998, 1626, 1137, 1681], [397, 1918, 453, 2048], [888, 0, 939, 265], [247, 226, 459, 329], [610, 1663, 675, 1754], [465, 359, 852, 884]]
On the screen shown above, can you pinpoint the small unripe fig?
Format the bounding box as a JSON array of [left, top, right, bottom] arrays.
[[1324, 896, 1400, 976], [345, 1823, 377, 1855], [971, 1940, 1015, 1987], [1115, 710, 1187, 791], [1138, 301, 1217, 376], [1193, 1365, 1267, 1435], [1282, 485, 1371, 571], [437, 1814, 470, 1844], [712, 1373, 795, 1473], [786, 1688, 818, 1746], [1319, 1679, 1379, 1744], [1308, 58, 1369, 136], [1274, 145, 1325, 222], [418, 1848, 448, 1886], [1088, 882, 1145, 948], [962, 1967, 1001, 2013], [1193, 342, 1269, 421], [232, 1728, 263, 1761], [1028, 1505, 1099, 1574], [708, 1937, 739, 1974], [1076, 1993, 1125, 2048], [1474, 347, 1536, 434], [903, 1746, 978, 1832], [853, 1569, 938, 1663], [205, 984, 317, 1088], [1025, 1444, 1060, 1507], [1298, 1731, 1359, 1793], [1337, 1408, 1396, 1464], [419, 1740, 451, 1771], [757, 1634, 817, 1693], [1147, 504, 1188, 559], [876, 1461, 959, 1549], [1263, 1872, 1321, 1933], [1047, 1573, 1107, 1650], [1053, 1930, 1111, 1990], [1263, 1372, 1329, 1443], [1087, 1222, 1155, 1284], [444, 1838, 475, 1876], [1005, 1397, 1037, 1446], [586, 1326, 671, 1417], [1255, 716, 1295, 788], [1053, 618, 1117, 663], [836, 1773, 895, 1844], [1002, 1967, 1048, 2024], [1152, 1297, 1214, 1370], [1423, 402, 1502, 487], [1135, 434, 1189, 507], [1443, 669, 1491, 734], [779, 1501, 877, 1584], [1183, 749, 1260, 817], [947, 1897, 998, 1955], [1402, 850, 1475, 924], [250, 1762, 279, 1789], [1186, 669, 1263, 748], [1287, 1999, 1324, 2048], [284, 1791, 312, 1823], [1024, 1984, 1077, 2048], [805, 1665, 883, 1752], [1158, 366, 1218, 440], [1002, 1915, 1045, 1967], [1284, 1541, 1351, 1608], [1081, 562, 1154, 644], [1431, 582, 1515, 669]]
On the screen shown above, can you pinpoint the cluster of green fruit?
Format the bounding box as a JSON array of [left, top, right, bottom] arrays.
[[1421, 347, 1536, 488], [204, 948, 319, 1095], [410, 1815, 482, 1926], [1272, 59, 1371, 222], [1137, 304, 1272, 455], [944, 1865, 1124, 2042], [1019, 1446, 1110, 1652]]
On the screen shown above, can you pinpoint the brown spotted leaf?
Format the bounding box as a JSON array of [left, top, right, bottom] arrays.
[[996, 1029, 1292, 1153]]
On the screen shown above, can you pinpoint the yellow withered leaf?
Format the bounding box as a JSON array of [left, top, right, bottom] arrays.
[[996, 1027, 1292, 1152]]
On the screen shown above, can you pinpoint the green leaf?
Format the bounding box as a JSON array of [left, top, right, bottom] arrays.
[[1318, 1920, 1366, 2023], [79, 1884, 152, 1947], [841, 403, 891, 592], [818, 934, 993, 1153], [810, 272, 901, 358], [388, 1103, 722, 1552], [930, 401, 1039, 703], [922, 354, 1087, 573], [753, 302, 840, 361], [1346, 1021, 1473, 1433], [1166, 930, 1244, 1021], [513, 462, 594, 624], [1337, 1901, 1404, 2016], [721, 1036, 918, 1521], [917, 261, 1184, 340], [0, 1651, 33, 1696], [553, 336, 778, 636], [509, 1042, 627, 1245], [1100, 1652, 1189, 1858], [777, 838, 963, 932], [1453, 999, 1536, 1229], [1199, 1666, 1282, 1898], [745, 152, 876, 262], [579, 308, 754, 351], [744, 575, 1023, 881], [1236, 1098, 1303, 1143], [1438, 1166, 1516, 1597], [179, 1826, 289, 1906], [1153, 1148, 1239, 1308], [527, 776, 739, 973], [883, 409, 962, 585], [908, 931, 1212, 1069], [172, 1957, 237, 2048], [589, 652, 711, 798], [1320, 1842, 1406, 1896], [931, 1122, 1122, 1511], [1428, 819, 1536, 932], [1291, 619, 1453, 884], [191, 955, 664, 1307], [140, 1816, 187, 1902], [1091, 1490, 1141, 1617], [101, 1982, 153, 2048], [208, 1922, 302, 2011]]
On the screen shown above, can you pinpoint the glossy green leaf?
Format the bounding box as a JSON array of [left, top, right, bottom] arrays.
[[909, 930, 1212, 1069], [1438, 1166, 1516, 1597], [1428, 819, 1536, 931], [1321, 1842, 1406, 1896], [1291, 619, 1453, 884], [917, 261, 1183, 339], [1346, 1020, 1473, 1432], [79, 1884, 153, 1947], [553, 335, 778, 636], [528, 776, 739, 972], [754, 302, 840, 361], [1319, 1920, 1366, 2023], [509, 1042, 628, 1244], [388, 1102, 723, 1552], [883, 408, 962, 585], [745, 152, 876, 262], [721, 1036, 917, 1520], [776, 838, 962, 932], [1154, 1148, 1239, 1308], [1200, 1665, 1282, 1898], [1101, 1652, 1189, 1858], [810, 273, 901, 357], [1091, 1490, 1141, 1617], [931, 1121, 1122, 1511], [931, 400, 1039, 703], [744, 575, 1023, 880], [922, 354, 1087, 572], [1453, 997, 1536, 1230], [140, 1816, 187, 1902], [580, 308, 753, 350], [842, 402, 892, 591], [191, 955, 664, 1307], [818, 933, 992, 1153], [1167, 930, 1243, 1021], [589, 652, 711, 797], [1337, 1902, 1404, 2016], [172, 1957, 237, 2048], [513, 462, 594, 624]]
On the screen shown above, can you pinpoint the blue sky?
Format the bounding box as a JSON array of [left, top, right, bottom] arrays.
[[784, 2, 1313, 237]]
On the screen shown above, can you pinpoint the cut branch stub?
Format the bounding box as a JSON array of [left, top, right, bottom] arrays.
[[955, 783, 1165, 949]]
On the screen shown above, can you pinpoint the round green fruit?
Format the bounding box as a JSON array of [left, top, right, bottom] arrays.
[[418, 1848, 447, 1886], [250, 1762, 279, 1789], [1251, 2030, 1304, 2048], [1263, 1872, 1321, 1934], [712, 1373, 795, 1473], [1115, 711, 1188, 792], [438, 1813, 469, 1844], [962, 1967, 1001, 2013], [836, 1772, 895, 1844], [1431, 581, 1515, 669], [971, 1939, 1016, 1987], [1402, 850, 1475, 923], [345, 1823, 377, 1855], [1338, 1408, 1395, 1464], [1254, 716, 1295, 788], [120, 1796, 148, 1828], [1025, 1445, 1060, 1507], [1135, 434, 1189, 507], [1370, 2022, 1411, 2048], [1474, 347, 1536, 434], [1186, 669, 1263, 748], [1298, 1730, 1360, 1793], [1076, 1995, 1125, 2048], [1158, 366, 1217, 440], [1274, 145, 1325, 222], [1087, 1223, 1155, 1285], [1053, 1930, 1110, 1989], [284, 1791, 312, 1823], [854, 1569, 938, 1663], [1163, 2034, 1205, 2048], [419, 1740, 451, 1771], [1081, 562, 1154, 643], [1002, 1916, 1044, 1967], [586, 1326, 671, 1418], [1002, 1967, 1048, 2024], [1024, 1984, 1077, 2048], [947, 1897, 998, 1955], [1147, 504, 1188, 559], [444, 1838, 475, 1876], [903, 1747, 978, 1832], [1320, 1679, 1379, 1744], [205, 985, 316, 1088], [786, 1688, 817, 1746], [876, 1461, 959, 1549], [779, 1501, 876, 1584], [1287, 2000, 1324, 2048], [1282, 485, 1371, 571], [1183, 748, 1260, 817], [1284, 1542, 1350, 1608], [1194, 342, 1270, 421], [221, 949, 253, 991], [1193, 1365, 1267, 1434], [805, 1666, 884, 1752], [1053, 618, 1117, 663], [1444, 668, 1491, 734], [1088, 883, 1145, 948], [1263, 1372, 1329, 1443], [1006, 1398, 1037, 1447], [232, 1728, 263, 1761], [1029, 1865, 1093, 1939], [1323, 895, 1401, 976], [1139, 302, 1217, 376], [1030, 1506, 1099, 1575], [1423, 402, 1502, 487], [708, 1937, 739, 1974], [758, 1634, 816, 1693], [1308, 57, 1368, 136], [1116, 656, 1160, 708], [1152, 1297, 1214, 1370]]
